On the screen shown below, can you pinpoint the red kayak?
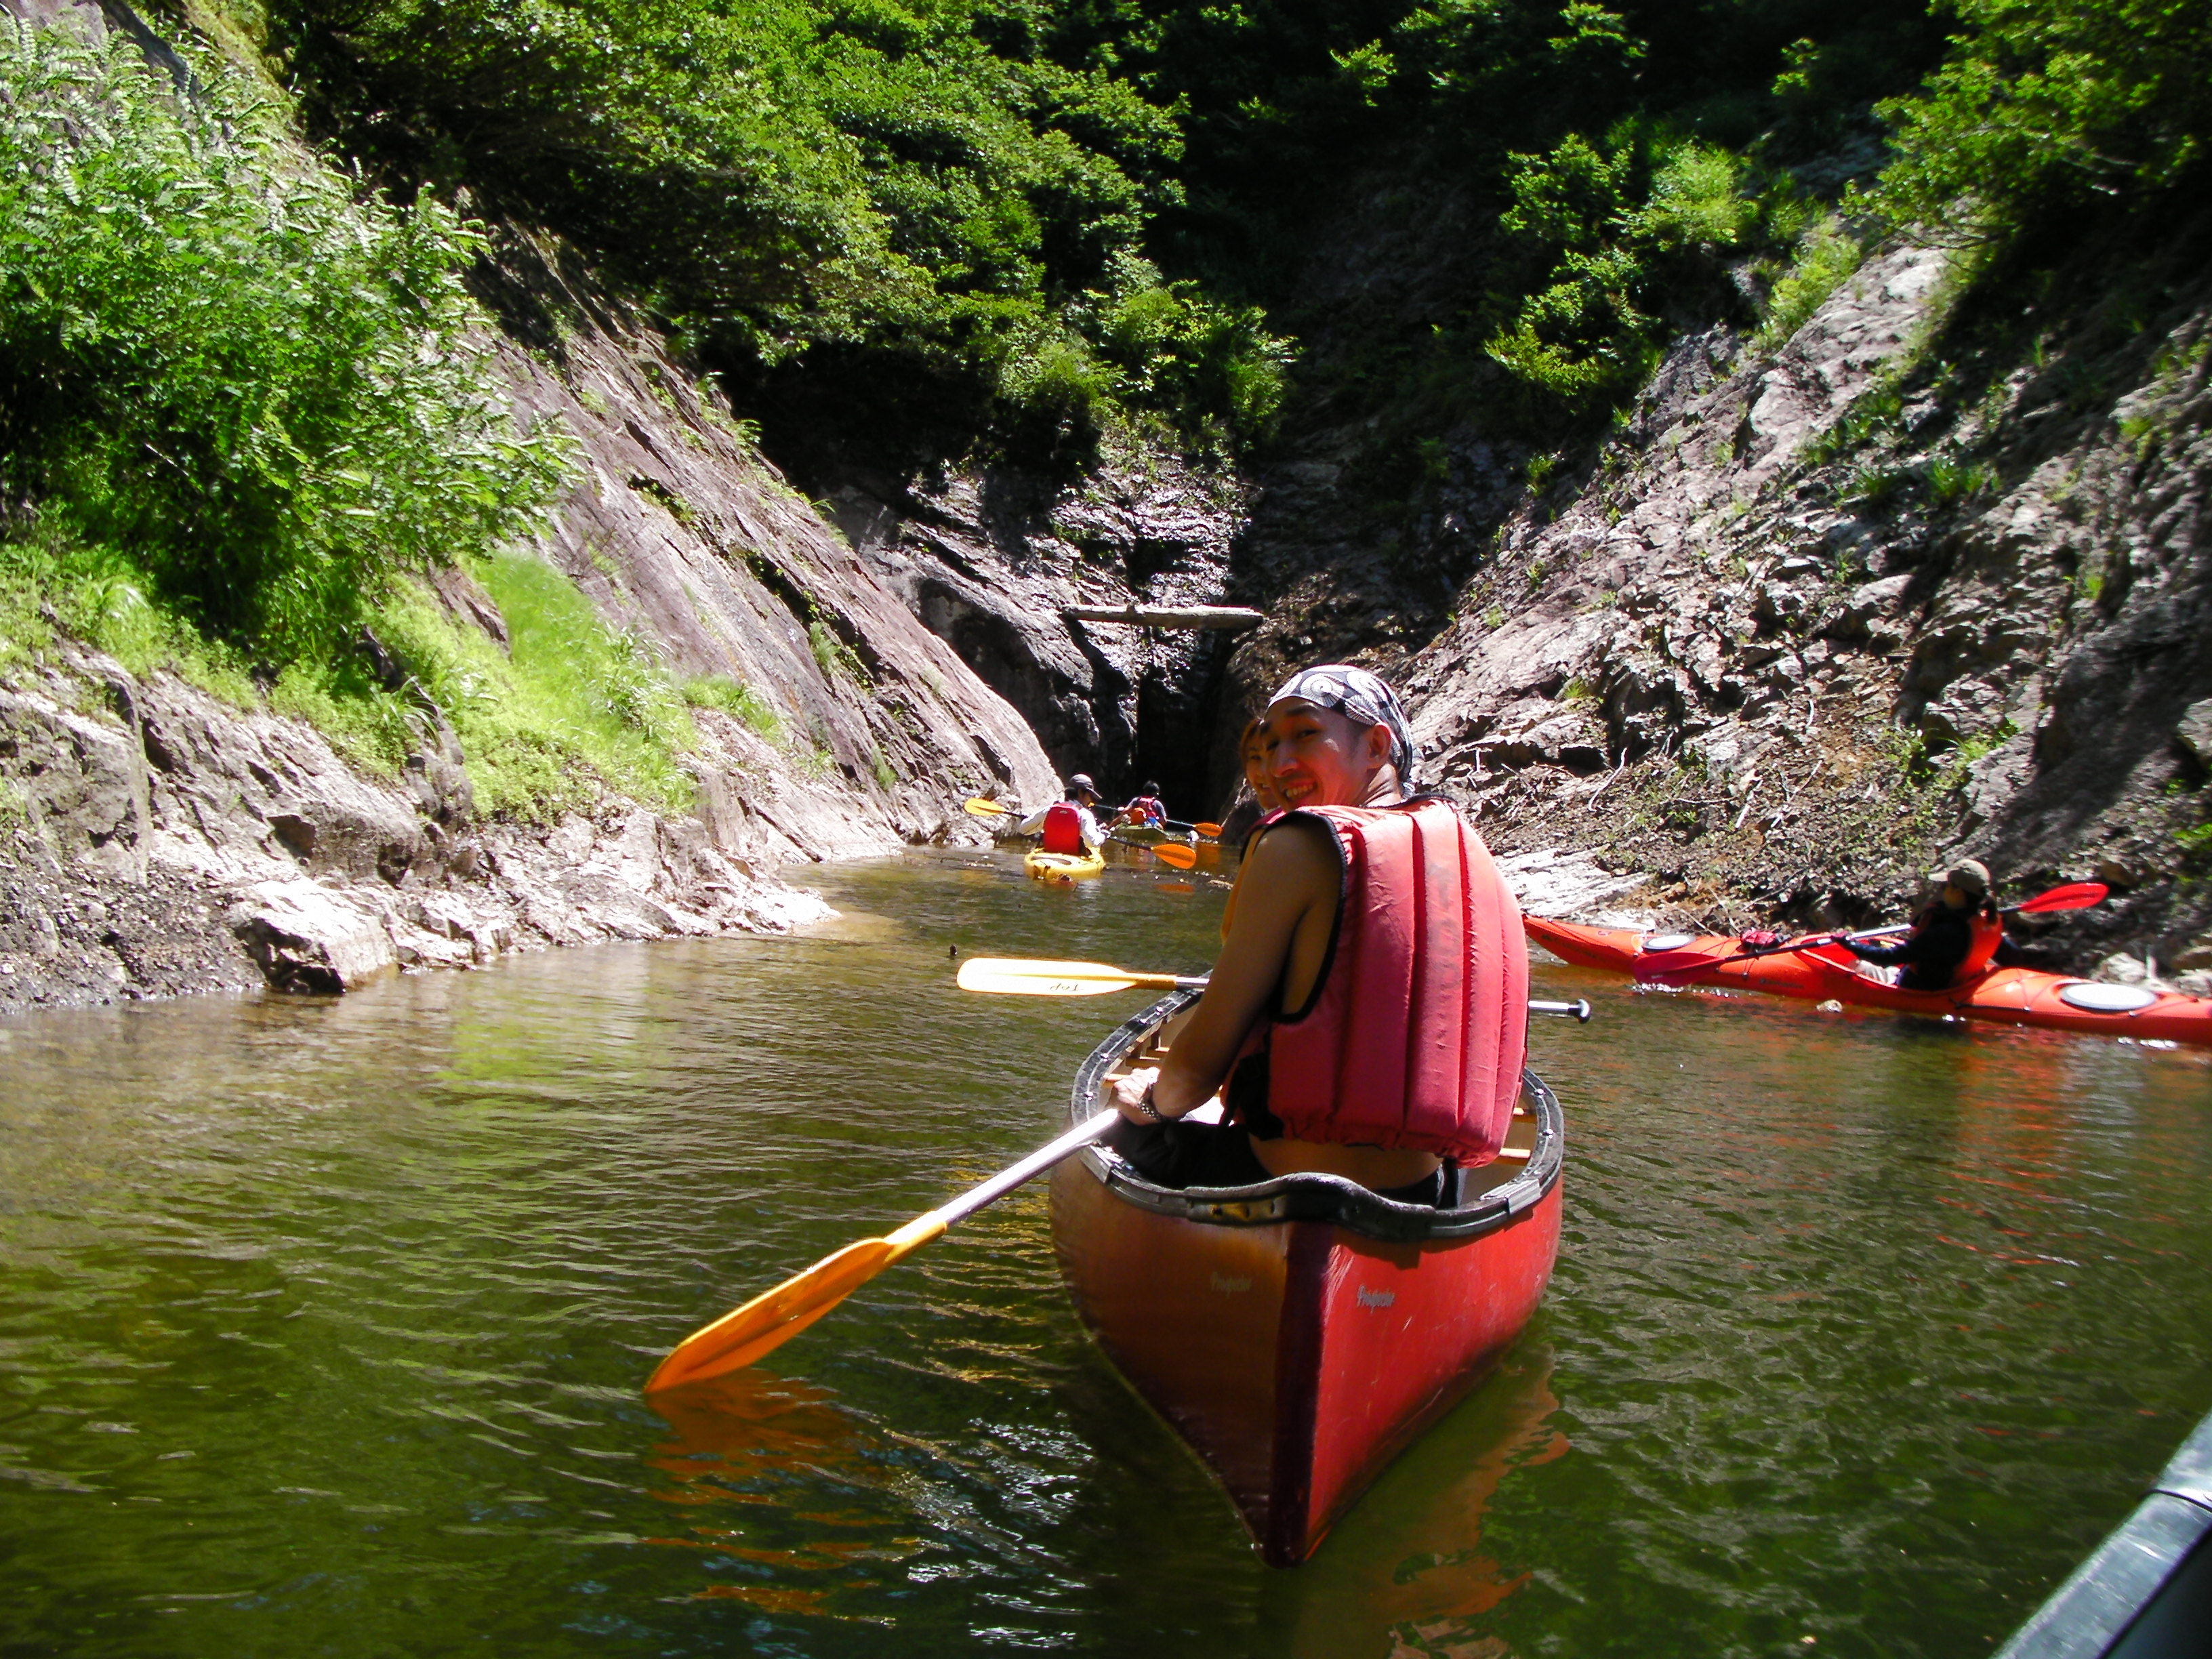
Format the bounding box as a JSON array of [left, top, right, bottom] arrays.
[[1525, 916, 2212, 1046], [1050, 990, 1562, 1564]]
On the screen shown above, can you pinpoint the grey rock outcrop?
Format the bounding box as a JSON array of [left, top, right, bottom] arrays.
[[1383, 234, 2212, 965], [828, 440, 1249, 808]]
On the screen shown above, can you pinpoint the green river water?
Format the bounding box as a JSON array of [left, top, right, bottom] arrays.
[[3, 849, 2210, 1658]]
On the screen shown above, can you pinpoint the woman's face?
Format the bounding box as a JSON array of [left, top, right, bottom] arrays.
[[1241, 724, 1284, 812], [1257, 699, 1388, 808]]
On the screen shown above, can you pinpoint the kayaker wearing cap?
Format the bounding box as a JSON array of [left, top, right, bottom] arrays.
[[1108, 665, 1528, 1204], [1017, 776, 1105, 855], [1842, 860, 2004, 991]]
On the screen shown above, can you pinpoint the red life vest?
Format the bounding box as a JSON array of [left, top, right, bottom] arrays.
[[1248, 798, 1528, 1163], [1041, 802, 1086, 855], [1124, 796, 1164, 826], [1956, 906, 2003, 984]]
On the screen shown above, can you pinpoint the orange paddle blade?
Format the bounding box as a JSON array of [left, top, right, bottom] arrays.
[[963, 797, 1010, 817], [1191, 822, 1222, 838], [647, 1216, 945, 1393], [1148, 840, 1198, 869]]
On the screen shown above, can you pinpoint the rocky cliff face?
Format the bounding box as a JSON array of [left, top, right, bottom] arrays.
[[817, 441, 1248, 811], [1193, 155, 2212, 981], [0, 0, 1060, 1014], [1381, 233, 2212, 982]]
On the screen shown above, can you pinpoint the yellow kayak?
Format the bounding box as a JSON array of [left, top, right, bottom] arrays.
[[1025, 846, 1105, 884]]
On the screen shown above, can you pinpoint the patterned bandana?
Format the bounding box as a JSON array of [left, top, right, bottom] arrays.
[[1266, 663, 1418, 794]]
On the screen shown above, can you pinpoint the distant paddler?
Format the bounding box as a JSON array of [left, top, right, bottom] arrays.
[[1840, 859, 2005, 991], [1015, 774, 1105, 855], [1118, 781, 1168, 829], [1107, 664, 1527, 1202]]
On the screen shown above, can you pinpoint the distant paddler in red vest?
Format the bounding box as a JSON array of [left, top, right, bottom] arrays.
[[1108, 665, 1528, 1203], [1017, 775, 1104, 855], [1841, 859, 2005, 991], [1120, 781, 1168, 827]]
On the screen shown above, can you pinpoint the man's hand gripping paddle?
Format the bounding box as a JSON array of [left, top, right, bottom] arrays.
[[1633, 881, 2110, 984]]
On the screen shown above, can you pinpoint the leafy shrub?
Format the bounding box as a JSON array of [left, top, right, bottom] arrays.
[[1872, 0, 2212, 239], [0, 24, 571, 667], [1484, 129, 1780, 404], [1757, 213, 1864, 347]]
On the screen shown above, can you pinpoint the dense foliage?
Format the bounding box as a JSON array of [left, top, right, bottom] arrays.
[[268, 0, 1289, 449], [0, 24, 569, 664], [0, 25, 711, 814], [1870, 0, 2212, 238]]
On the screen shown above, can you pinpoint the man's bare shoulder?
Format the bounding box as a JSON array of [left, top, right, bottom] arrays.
[[1247, 815, 1338, 884]]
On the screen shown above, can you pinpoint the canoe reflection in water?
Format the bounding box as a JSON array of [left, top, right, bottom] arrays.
[[1252, 1343, 1568, 1659], [644, 1368, 916, 1617]]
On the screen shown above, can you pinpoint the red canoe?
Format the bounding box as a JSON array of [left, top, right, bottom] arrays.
[[1050, 991, 1563, 1565], [1525, 916, 2212, 1046]]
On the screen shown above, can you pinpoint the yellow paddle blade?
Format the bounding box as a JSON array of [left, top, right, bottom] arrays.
[[1148, 840, 1198, 869], [646, 1215, 946, 1393], [956, 956, 1176, 996], [963, 796, 1010, 817]]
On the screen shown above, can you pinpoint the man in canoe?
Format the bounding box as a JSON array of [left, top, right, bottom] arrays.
[[1840, 859, 2004, 991], [1017, 775, 1105, 855], [1107, 665, 1527, 1204]]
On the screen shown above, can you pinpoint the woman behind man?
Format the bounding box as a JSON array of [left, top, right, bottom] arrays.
[[1109, 665, 1527, 1204]]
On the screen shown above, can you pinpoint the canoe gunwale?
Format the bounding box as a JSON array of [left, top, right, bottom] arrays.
[[1066, 990, 1564, 1246]]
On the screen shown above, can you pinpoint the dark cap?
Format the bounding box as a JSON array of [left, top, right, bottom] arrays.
[[1068, 773, 1098, 797], [1932, 858, 1990, 896]]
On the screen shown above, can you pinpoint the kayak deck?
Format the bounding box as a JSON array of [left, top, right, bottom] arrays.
[[1025, 846, 1105, 884], [1050, 991, 1563, 1564], [1525, 916, 2212, 1046]]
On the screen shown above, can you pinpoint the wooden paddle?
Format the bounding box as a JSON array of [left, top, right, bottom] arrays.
[[957, 957, 1208, 996], [647, 1109, 1120, 1392], [1635, 881, 2110, 983], [959, 958, 1595, 1019]]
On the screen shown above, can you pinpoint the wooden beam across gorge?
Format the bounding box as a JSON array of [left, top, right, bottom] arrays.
[[1065, 605, 1265, 631]]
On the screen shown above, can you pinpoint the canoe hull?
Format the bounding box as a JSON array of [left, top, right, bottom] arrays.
[[1051, 1162, 1559, 1563], [1050, 993, 1563, 1564], [1525, 916, 2212, 1045]]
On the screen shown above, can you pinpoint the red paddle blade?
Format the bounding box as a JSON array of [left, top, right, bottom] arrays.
[[2013, 881, 2108, 914]]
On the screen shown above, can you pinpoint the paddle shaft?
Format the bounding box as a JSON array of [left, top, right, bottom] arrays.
[[1641, 881, 2110, 981], [935, 1109, 1119, 1228], [1753, 899, 2066, 958]]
